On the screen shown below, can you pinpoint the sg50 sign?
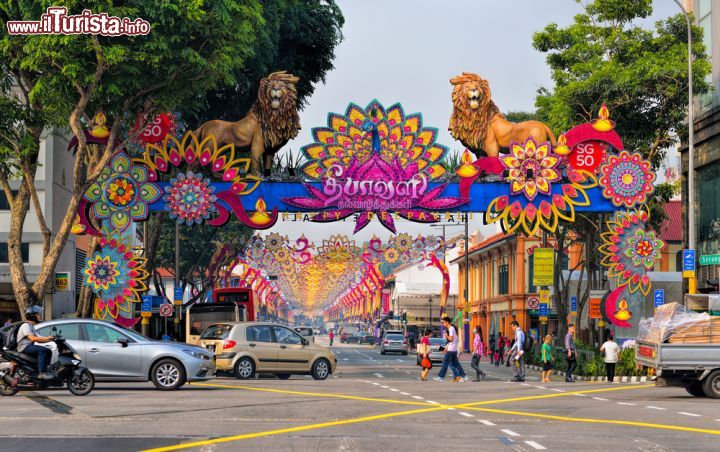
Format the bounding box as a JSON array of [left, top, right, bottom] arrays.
[[568, 141, 606, 173]]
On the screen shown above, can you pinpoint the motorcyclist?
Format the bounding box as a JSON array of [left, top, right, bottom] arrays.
[[16, 306, 55, 379]]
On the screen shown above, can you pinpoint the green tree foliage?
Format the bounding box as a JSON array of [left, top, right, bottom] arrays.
[[195, 0, 345, 122], [533, 0, 711, 166], [0, 0, 264, 313], [530, 0, 709, 341], [152, 216, 253, 303]]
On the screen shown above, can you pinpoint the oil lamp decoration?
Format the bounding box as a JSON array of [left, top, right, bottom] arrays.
[[248, 198, 273, 227], [89, 112, 111, 138], [553, 133, 571, 156], [592, 104, 615, 132]]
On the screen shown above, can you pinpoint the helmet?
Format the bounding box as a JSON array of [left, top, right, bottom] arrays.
[[25, 305, 44, 322]]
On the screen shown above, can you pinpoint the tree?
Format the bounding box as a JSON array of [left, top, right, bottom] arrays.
[[531, 0, 709, 339], [533, 0, 710, 166], [0, 1, 265, 316], [194, 0, 345, 122], [152, 216, 253, 305]]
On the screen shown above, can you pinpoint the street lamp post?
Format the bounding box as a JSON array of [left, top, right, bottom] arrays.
[[673, 0, 696, 293], [428, 297, 433, 328]]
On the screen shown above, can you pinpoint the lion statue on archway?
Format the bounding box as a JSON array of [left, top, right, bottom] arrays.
[[449, 73, 556, 157], [197, 71, 301, 176]]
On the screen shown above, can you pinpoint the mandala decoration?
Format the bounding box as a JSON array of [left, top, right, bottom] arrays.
[[82, 151, 162, 232], [476, 138, 598, 236], [163, 171, 218, 225], [283, 100, 468, 233], [136, 131, 277, 229], [599, 151, 656, 208], [84, 229, 149, 328], [598, 207, 665, 296]]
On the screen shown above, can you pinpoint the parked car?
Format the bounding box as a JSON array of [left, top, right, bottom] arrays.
[[34, 319, 215, 390], [416, 337, 446, 365], [363, 335, 375, 345], [294, 326, 315, 343], [380, 333, 409, 355], [198, 322, 336, 380]]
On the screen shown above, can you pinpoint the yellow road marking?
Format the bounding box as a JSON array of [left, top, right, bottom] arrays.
[[465, 406, 720, 436], [140, 405, 446, 452], [456, 384, 654, 408], [146, 383, 665, 451], [189, 382, 431, 407]]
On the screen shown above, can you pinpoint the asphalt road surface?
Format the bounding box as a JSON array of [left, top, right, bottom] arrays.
[[1, 339, 719, 451]]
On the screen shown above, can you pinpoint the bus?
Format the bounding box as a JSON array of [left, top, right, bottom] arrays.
[[185, 288, 255, 345]]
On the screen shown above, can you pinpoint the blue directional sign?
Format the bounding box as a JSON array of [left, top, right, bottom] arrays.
[[570, 296, 577, 315], [141, 295, 152, 313], [682, 249, 696, 277], [539, 303, 548, 317], [173, 286, 183, 302], [654, 289, 665, 309]]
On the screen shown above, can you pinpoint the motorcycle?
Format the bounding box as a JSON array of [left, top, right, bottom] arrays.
[[0, 334, 94, 396]]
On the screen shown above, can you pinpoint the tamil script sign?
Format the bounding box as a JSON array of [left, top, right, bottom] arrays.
[[532, 248, 555, 286]]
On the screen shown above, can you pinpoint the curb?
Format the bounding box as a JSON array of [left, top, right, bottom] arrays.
[[524, 364, 650, 383]]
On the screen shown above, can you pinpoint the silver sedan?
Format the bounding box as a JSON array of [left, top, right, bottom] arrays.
[[36, 318, 215, 390]]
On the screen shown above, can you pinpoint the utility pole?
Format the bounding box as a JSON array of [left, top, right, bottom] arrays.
[[174, 222, 181, 337], [673, 0, 696, 294]]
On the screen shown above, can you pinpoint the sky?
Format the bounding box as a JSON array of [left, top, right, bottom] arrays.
[[265, 0, 681, 245]]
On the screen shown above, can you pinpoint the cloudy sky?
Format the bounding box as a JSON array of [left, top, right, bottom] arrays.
[[266, 0, 680, 245]]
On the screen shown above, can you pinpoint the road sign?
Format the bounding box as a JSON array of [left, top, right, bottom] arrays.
[[682, 249, 696, 278], [54, 272, 70, 292], [173, 286, 183, 306], [533, 248, 555, 286], [527, 296, 540, 310], [570, 296, 577, 316], [539, 303, 548, 317], [159, 302, 174, 318], [700, 254, 720, 266], [141, 295, 152, 317], [654, 289, 665, 310]]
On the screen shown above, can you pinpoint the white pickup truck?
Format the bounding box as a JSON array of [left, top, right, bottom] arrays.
[[635, 296, 720, 399]]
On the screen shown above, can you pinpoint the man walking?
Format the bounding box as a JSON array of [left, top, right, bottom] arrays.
[[433, 316, 468, 382], [565, 324, 577, 382], [509, 320, 525, 382], [600, 334, 620, 383]]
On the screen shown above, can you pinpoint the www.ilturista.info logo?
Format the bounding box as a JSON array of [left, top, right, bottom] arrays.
[[6, 7, 151, 36]]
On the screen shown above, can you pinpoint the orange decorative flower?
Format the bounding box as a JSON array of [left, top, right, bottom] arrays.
[[501, 138, 561, 201], [107, 177, 136, 206]]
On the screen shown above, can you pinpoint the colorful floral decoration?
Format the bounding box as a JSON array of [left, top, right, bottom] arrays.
[[162, 171, 217, 225], [599, 151, 656, 208], [598, 207, 665, 296], [283, 100, 467, 233], [500, 138, 562, 201], [84, 230, 149, 328], [474, 138, 597, 236], [83, 151, 162, 232], [135, 131, 277, 229]]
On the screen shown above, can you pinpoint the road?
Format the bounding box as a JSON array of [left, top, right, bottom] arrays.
[[1, 340, 719, 451]]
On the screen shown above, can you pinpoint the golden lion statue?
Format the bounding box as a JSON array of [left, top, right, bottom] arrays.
[[197, 71, 301, 176], [449, 73, 556, 157]]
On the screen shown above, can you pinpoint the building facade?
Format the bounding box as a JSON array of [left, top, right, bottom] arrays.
[[682, 0, 720, 288]]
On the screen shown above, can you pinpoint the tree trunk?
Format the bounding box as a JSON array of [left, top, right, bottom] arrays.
[[7, 182, 33, 318]]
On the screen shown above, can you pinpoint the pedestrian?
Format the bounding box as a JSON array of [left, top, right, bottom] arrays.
[[509, 320, 526, 382], [433, 316, 468, 382], [419, 328, 433, 381], [600, 334, 620, 383], [505, 333, 512, 367], [3, 317, 13, 327], [565, 324, 577, 383], [541, 334, 554, 383], [329, 330, 334, 347], [497, 331, 505, 365], [488, 332, 496, 365], [470, 326, 487, 381]]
